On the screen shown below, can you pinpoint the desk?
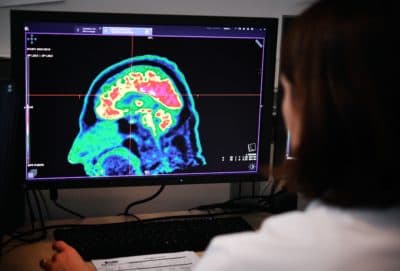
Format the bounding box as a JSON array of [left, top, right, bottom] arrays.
[[0, 211, 269, 271]]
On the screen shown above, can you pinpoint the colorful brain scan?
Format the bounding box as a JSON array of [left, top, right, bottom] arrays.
[[68, 55, 206, 176]]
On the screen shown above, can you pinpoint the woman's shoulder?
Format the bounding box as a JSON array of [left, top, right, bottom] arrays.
[[194, 201, 400, 271], [261, 200, 400, 240]]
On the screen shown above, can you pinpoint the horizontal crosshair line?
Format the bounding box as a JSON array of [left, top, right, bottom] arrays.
[[29, 93, 261, 97]]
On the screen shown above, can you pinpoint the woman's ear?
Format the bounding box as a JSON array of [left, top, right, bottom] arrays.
[[280, 74, 301, 150]]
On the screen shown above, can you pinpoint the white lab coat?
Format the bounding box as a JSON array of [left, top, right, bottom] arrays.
[[194, 201, 400, 271]]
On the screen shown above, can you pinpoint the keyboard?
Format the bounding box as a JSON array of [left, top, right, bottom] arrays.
[[54, 215, 253, 260]]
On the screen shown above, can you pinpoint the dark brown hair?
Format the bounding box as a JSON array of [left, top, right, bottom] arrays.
[[280, 0, 400, 207]]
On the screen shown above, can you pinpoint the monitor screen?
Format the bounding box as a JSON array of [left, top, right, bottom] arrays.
[[10, 10, 278, 188]]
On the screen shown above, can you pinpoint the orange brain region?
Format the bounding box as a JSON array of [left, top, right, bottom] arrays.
[[95, 64, 183, 137]]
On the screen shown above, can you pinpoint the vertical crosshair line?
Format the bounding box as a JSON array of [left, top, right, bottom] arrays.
[[129, 104, 134, 175], [128, 35, 134, 175]]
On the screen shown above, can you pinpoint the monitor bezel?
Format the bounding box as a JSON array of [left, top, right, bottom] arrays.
[[10, 10, 278, 189]]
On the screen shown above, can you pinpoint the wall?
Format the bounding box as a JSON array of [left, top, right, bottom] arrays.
[[0, 0, 309, 220]]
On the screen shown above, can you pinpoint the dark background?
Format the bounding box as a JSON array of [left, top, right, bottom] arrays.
[[28, 34, 267, 178]]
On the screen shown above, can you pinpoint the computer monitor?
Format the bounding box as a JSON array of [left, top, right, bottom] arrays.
[[0, 57, 25, 236], [10, 10, 278, 189]]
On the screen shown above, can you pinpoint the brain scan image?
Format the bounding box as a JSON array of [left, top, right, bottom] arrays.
[[68, 55, 206, 177]]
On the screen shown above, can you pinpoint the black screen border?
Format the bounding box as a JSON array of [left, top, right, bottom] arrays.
[[10, 10, 278, 189]]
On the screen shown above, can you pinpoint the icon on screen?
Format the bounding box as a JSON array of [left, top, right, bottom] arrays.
[[28, 169, 38, 178], [248, 143, 256, 152]]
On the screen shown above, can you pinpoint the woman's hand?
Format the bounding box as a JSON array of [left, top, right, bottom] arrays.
[[39, 241, 92, 271]]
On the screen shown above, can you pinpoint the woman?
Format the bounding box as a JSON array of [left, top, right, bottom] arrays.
[[40, 1, 400, 270]]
